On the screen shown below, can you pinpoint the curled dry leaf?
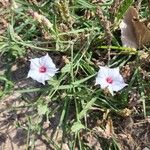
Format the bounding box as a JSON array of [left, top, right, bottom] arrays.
[[93, 118, 114, 139], [120, 6, 150, 48]]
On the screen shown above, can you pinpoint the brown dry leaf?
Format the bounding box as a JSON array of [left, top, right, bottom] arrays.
[[132, 18, 150, 47], [105, 118, 114, 136], [118, 108, 133, 117], [117, 117, 150, 149], [0, 0, 10, 7], [117, 133, 138, 150], [62, 55, 70, 64], [94, 118, 114, 139], [120, 6, 150, 49], [83, 132, 102, 150], [0, 18, 8, 35], [120, 6, 139, 49]]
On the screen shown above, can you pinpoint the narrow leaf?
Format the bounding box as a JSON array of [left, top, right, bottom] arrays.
[[78, 97, 97, 119], [116, 0, 134, 21]]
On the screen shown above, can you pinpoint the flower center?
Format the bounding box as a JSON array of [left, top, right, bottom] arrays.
[[39, 66, 47, 73], [106, 77, 113, 84]]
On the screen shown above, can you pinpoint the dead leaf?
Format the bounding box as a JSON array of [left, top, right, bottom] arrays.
[[0, 19, 8, 35], [120, 6, 150, 48], [105, 118, 114, 136], [118, 108, 133, 117], [132, 18, 150, 47], [0, 0, 10, 7], [83, 132, 102, 150], [94, 118, 114, 139], [120, 6, 139, 49]]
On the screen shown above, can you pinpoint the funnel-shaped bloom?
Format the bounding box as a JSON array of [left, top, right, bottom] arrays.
[[95, 66, 127, 95], [27, 53, 58, 84]]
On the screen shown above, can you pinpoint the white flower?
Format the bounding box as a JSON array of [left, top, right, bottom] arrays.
[[95, 66, 127, 95], [27, 53, 58, 84]]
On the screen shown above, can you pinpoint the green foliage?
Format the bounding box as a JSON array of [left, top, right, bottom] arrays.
[[116, 0, 134, 21], [78, 97, 97, 119], [37, 103, 49, 116], [71, 121, 85, 133], [0, 76, 13, 98], [0, 0, 149, 149]]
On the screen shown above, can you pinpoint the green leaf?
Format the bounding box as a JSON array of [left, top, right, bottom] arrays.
[[37, 104, 49, 116], [116, 0, 134, 21], [0, 76, 13, 98], [61, 63, 71, 73], [73, 73, 96, 86], [77, 0, 95, 9], [11, 44, 25, 57], [78, 97, 97, 119], [48, 78, 59, 87], [71, 121, 85, 133]]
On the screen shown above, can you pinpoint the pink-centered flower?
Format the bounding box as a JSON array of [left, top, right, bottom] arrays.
[[95, 66, 127, 95], [27, 53, 58, 84]]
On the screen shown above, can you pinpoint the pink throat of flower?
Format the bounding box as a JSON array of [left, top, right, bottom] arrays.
[[39, 66, 47, 73], [106, 77, 113, 84]]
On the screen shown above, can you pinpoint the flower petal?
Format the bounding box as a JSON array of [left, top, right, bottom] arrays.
[[95, 66, 128, 95], [46, 68, 58, 77], [27, 54, 58, 84], [98, 66, 109, 78], [108, 67, 124, 82], [96, 76, 109, 88], [107, 85, 114, 95], [30, 58, 41, 70], [27, 70, 46, 84], [111, 81, 127, 92], [40, 53, 56, 69]]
